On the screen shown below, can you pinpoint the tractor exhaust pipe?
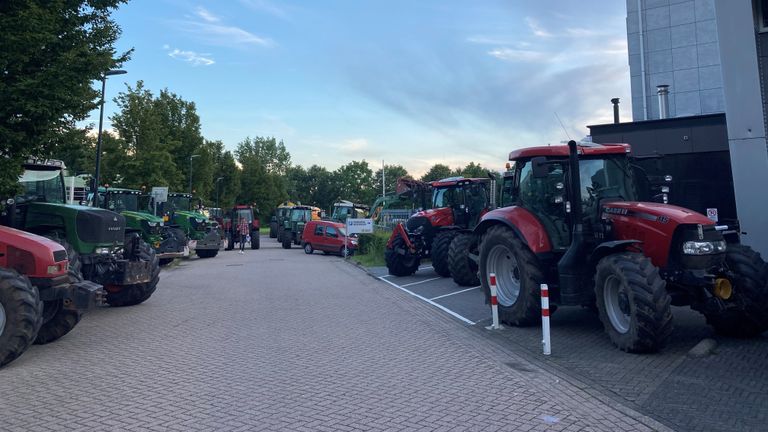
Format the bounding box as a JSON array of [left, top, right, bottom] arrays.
[[556, 140, 590, 305], [611, 98, 620, 124]]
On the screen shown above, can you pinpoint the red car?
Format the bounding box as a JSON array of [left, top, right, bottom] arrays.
[[301, 220, 357, 256]]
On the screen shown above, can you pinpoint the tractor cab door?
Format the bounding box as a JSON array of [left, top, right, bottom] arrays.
[[464, 182, 488, 229], [517, 160, 570, 251]]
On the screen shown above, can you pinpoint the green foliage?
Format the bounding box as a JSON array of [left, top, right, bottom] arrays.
[[0, 0, 129, 199], [420, 164, 453, 182], [353, 231, 390, 267], [333, 160, 375, 205], [373, 164, 410, 196], [454, 161, 488, 178], [236, 137, 291, 216]]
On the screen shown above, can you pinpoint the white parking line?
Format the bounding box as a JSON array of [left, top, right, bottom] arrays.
[[429, 286, 481, 301], [378, 276, 476, 325], [401, 277, 442, 287]]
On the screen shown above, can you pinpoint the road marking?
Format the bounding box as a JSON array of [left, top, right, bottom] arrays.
[[429, 286, 481, 301], [378, 276, 476, 325], [401, 277, 442, 287]]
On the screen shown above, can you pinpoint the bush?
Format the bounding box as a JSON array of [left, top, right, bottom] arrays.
[[353, 231, 391, 267]]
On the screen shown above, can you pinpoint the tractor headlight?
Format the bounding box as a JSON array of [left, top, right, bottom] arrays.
[[148, 221, 158, 227], [683, 240, 726, 255], [47, 265, 61, 274], [94, 247, 111, 254]]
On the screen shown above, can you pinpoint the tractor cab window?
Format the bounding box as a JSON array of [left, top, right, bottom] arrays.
[[18, 169, 65, 204], [500, 174, 516, 207], [169, 196, 191, 211], [106, 193, 138, 212], [433, 187, 459, 208], [291, 210, 310, 222], [236, 209, 253, 223], [517, 160, 569, 250], [579, 157, 637, 220]]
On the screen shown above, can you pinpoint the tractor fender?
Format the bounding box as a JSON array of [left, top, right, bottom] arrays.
[[589, 240, 642, 265], [473, 207, 552, 254]]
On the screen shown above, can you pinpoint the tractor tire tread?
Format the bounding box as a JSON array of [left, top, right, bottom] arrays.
[[0, 268, 43, 367]]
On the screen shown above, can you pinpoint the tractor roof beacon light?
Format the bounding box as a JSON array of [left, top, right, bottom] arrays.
[[93, 69, 127, 206]]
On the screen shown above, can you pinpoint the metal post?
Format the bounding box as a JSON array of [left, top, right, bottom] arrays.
[[92, 76, 107, 206], [541, 284, 551, 355], [345, 218, 349, 259], [487, 273, 500, 330], [382, 159, 385, 198], [189, 154, 193, 195]]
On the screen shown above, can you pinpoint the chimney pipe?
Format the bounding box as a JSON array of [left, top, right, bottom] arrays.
[[657, 85, 670, 119], [611, 98, 620, 124]]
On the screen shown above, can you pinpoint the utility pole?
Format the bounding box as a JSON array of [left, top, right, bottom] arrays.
[[189, 154, 200, 195], [93, 69, 127, 205], [382, 159, 385, 197]]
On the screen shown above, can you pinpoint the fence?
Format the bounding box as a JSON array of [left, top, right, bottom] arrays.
[[375, 209, 417, 231]]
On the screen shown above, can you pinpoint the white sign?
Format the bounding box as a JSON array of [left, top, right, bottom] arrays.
[[346, 218, 374, 234], [706, 208, 718, 222], [151, 187, 169, 203]]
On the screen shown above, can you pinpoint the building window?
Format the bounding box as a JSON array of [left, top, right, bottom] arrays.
[[760, 0, 768, 32]]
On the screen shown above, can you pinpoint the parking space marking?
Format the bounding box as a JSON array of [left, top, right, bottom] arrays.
[[378, 276, 476, 325], [429, 286, 481, 301], [401, 277, 442, 287]]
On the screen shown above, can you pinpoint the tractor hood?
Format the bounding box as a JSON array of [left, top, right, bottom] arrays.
[[121, 210, 163, 224], [174, 210, 207, 222], [411, 207, 454, 228], [0, 225, 67, 277], [601, 201, 715, 226]]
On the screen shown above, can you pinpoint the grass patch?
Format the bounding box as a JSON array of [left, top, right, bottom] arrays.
[[351, 231, 390, 267], [259, 226, 270, 234]]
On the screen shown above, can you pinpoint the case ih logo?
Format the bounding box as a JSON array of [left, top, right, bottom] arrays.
[[604, 207, 628, 216]]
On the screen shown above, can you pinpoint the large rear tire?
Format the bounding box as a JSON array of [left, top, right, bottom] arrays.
[[282, 234, 292, 249], [704, 244, 768, 337], [269, 222, 277, 238], [0, 269, 42, 367], [432, 230, 457, 277], [449, 232, 480, 286], [478, 225, 543, 326], [385, 235, 420, 276], [107, 241, 160, 307], [251, 230, 260, 250], [595, 253, 673, 353]]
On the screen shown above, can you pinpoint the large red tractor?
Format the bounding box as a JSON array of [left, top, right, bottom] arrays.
[[223, 205, 260, 251], [0, 225, 104, 367], [474, 140, 768, 352], [385, 177, 493, 285]]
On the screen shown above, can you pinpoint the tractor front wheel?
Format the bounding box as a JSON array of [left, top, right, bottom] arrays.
[[0, 268, 42, 367], [432, 231, 457, 278], [449, 232, 479, 286], [196, 249, 219, 258], [479, 225, 543, 326], [704, 244, 768, 337], [250, 230, 260, 250], [282, 235, 292, 249], [34, 282, 82, 345], [269, 223, 277, 238], [107, 241, 160, 307], [385, 235, 420, 277], [595, 253, 673, 353]]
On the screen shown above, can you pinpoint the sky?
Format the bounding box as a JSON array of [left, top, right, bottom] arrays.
[[91, 0, 631, 177]]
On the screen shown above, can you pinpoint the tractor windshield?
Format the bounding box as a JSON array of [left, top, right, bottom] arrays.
[[432, 187, 459, 208], [291, 209, 311, 222], [18, 169, 65, 203], [106, 193, 138, 212], [332, 205, 352, 221], [236, 209, 253, 223], [579, 156, 637, 209], [169, 196, 191, 211]]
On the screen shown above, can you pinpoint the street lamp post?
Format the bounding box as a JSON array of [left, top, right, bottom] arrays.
[[93, 69, 127, 205], [189, 154, 200, 195], [215, 177, 224, 207]]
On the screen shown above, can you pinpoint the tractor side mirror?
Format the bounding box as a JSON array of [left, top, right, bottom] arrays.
[[531, 157, 549, 178]]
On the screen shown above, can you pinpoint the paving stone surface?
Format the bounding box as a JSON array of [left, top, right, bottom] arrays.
[[0, 237, 665, 431]]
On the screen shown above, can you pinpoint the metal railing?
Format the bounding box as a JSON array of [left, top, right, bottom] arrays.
[[374, 209, 417, 231]]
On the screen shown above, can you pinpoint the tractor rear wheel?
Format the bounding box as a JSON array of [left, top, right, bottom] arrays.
[[704, 244, 768, 337], [196, 249, 218, 258], [251, 231, 260, 250], [385, 235, 420, 277], [478, 225, 543, 326], [107, 241, 160, 307], [432, 231, 457, 277], [34, 273, 83, 345], [595, 253, 673, 353], [282, 234, 292, 249], [449, 232, 479, 286], [269, 222, 277, 238], [225, 232, 234, 251], [0, 268, 42, 367]]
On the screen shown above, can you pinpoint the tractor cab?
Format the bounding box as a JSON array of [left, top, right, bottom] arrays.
[[281, 205, 319, 249], [331, 200, 369, 223], [158, 192, 220, 259]]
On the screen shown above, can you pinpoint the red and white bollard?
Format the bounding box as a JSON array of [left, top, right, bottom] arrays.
[[488, 273, 500, 330], [541, 284, 551, 355]]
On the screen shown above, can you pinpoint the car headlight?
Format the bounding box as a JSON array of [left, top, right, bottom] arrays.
[[94, 247, 111, 254], [683, 240, 726, 255]]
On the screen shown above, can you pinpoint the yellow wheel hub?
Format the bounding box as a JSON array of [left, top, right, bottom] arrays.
[[714, 278, 733, 300]]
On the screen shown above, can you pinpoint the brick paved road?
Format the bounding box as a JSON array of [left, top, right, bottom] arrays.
[[0, 236, 667, 431], [369, 265, 768, 432]]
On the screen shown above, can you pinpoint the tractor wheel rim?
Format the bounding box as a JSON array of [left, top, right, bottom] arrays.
[[487, 244, 520, 307], [604, 275, 631, 334], [0, 301, 6, 336]]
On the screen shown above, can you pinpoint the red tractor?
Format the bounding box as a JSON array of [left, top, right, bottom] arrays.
[[385, 176, 494, 285], [474, 140, 768, 352], [223, 205, 261, 251], [0, 225, 104, 367]]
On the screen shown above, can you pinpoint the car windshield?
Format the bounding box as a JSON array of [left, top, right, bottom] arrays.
[[18, 169, 64, 203], [106, 193, 138, 212]]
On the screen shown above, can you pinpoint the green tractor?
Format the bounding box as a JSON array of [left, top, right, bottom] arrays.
[[330, 200, 369, 223], [157, 192, 221, 259], [273, 201, 295, 242], [3, 159, 160, 307], [95, 187, 188, 266], [281, 205, 317, 249]]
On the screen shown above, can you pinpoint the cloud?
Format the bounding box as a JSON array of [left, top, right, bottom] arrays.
[[488, 48, 546, 62], [176, 20, 273, 47], [166, 47, 215, 66], [525, 17, 553, 38], [338, 138, 370, 152], [195, 6, 220, 23], [239, 0, 289, 19]]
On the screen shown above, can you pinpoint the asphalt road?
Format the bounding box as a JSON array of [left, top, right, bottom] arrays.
[[0, 236, 667, 432]]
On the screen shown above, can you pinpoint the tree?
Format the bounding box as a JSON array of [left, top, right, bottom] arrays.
[[420, 164, 453, 182], [454, 162, 488, 179], [332, 160, 375, 205], [0, 0, 130, 199], [373, 164, 410, 197], [236, 137, 291, 213]]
